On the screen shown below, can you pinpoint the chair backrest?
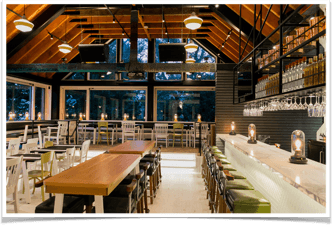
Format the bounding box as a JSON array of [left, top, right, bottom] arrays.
[[173, 123, 184, 134], [38, 126, 43, 148], [201, 124, 209, 133], [65, 147, 75, 168], [6, 156, 23, 196], [69, 121, 77, 135], [79, 140, 91, 163], [24, 143, 38, 154], [27, 138, 39, 144], [7, 138, 21, 156], [23, 125, 29, 142], [98, 121, 108, 133], [58, 121, 68, 136], [44, 140, 54, 148], [122, 122, 135, 132], [155, 124, 168, 134], [41, 151, 54, 176]]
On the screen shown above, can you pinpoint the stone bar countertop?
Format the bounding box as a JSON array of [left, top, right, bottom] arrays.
[[217, 134, 326, 207]]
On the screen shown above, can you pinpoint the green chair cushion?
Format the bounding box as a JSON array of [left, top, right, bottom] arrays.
[[225, 179, 254, 190], [221, 164, 237, 171], [226, 189, 271, 213], [219, 159, 231, 164], [229, 171, 246, 179], [215, 153, 227, 159], [211, 146, 219, 149]]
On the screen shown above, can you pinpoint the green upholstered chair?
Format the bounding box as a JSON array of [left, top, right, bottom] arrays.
[[229, 171, 246, 179], [226, 189, 271, 213]]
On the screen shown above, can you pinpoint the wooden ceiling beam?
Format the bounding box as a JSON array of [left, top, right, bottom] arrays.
[[211, 12, 252, 48], [208, 26, 250, 57], [85, 28, 208, 35], [138, 12, 151, 41], [16, 18, 77, 64], [6, 4, 50, 43], [242, 4, 279, 31], [7, 15, 68, 64], [206, 36, 237, 63], [210, 20, 252, 53], [6, 5, 24, 24], [226, 4, 279, 43], [88, 34, 207, 39], [208, 32, 239, 62]]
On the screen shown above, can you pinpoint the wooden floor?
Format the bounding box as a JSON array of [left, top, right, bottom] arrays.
[[6, 144, 210, 214]]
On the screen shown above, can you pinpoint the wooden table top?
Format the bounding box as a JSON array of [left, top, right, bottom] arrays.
[[44, 154, 140, 196], [6, 137, 19, 142], [107, 141, 155, 156]]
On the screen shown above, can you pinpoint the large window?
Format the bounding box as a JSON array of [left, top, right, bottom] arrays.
[[108, 39, 117, 63], [65, 90, 86, 119], [122, 38, 148, 63], [90, 90, 146, 120], [35, 87, 45, 120], [65, 72, 85, 80], [6, 82, 32, 121], [156, 89, 215, 122]]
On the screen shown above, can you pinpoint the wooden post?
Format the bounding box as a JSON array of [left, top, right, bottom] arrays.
[[211, 124, 216, 146]]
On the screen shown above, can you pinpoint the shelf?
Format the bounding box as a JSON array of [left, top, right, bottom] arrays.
[[255, 30, 326, 74]]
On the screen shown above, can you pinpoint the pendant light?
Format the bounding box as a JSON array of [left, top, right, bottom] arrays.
[[185, 55, 195, 63], [9, 5, 34, 32], [184, 12, 203, 30], [185, 40, 198, 53], [58, 17, 72, 54]]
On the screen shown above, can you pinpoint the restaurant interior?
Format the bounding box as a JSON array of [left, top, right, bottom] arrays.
[[4, 3, 328, 216]]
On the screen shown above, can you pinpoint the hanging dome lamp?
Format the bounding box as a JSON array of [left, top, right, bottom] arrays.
[[184, 12, 203, 30], [185, 40, 198, 53]]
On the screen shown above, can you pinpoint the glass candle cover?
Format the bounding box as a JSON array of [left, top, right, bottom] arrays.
[[230, 121, 236, 135], [290, 130, 307, 164], [247, 124, 257, 144]]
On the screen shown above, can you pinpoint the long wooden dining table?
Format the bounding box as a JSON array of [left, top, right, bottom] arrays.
[[107, 141, 155, 157], [44, 153, 141, 213]]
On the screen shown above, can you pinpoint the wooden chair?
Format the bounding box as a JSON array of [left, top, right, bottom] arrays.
[[74, 140, 91, 165], [23, 125, 29, 142], [58, 148, 75, 172], [27, 138, 39, 144], [97, 122, 110, 145], [172, 123, 184, 147], [154, 124, 169, 147], [7, 138, 21, 156], [190, 123, 209, 148], [38, 125, 43, 148], [44, 125, 66, 145], [28, 151, 54, 201], [6, 156, 23, 213], [122, 121, 136, 143], [68, 121, 77, 144], [23, 143, 38, 154]]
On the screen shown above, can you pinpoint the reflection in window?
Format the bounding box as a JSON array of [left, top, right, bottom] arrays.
[[122, 38, 148, 63], [35, 87, 45, 120], [6, 82, 32, 121], [121, 72, 148, 81], [90, 72, 116, 80], [187, 72, 215, 81], [66, 72, 85, 80], [157, 90, 215, 122], [155, 72, 182, 81], [65, 90, 86, 119], [108, 40, 117, 63], [90, 90, 146, 120]]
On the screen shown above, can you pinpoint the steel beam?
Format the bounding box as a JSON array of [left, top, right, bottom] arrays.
[[7, 5, 65, 60], [7, 63, 216, 73]]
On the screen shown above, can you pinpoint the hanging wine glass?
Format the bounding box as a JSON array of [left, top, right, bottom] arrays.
[[307, 94, 315, 117], [313, 92, 321, 117], [320, 91, 326, 117], [297, 96, 303, 110], [303, 96, 309, 110]]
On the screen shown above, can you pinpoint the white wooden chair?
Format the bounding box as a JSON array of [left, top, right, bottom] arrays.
[[78, 123, 88, 143], [74, 140, 91, 165], [68, 121, 77, 144], [7, 138, 21, 156], [22, 125, 29, 142], [44, 122, 67, 145], [23, 143, 38, 154], [190, 123, 209, 148], [154, 124, 169, 147], [121, 122, 137, 143], [27, 138, 39, 144], [6, 156, 23, 213], [58, 148, 75, 172], [37, 126, 43, 148]]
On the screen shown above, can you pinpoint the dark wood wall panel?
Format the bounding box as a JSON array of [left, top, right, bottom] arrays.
[[215, 64, 323, 155]]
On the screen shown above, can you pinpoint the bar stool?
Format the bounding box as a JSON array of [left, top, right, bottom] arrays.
[[35, 195, 85, 213], [139, 162, 150, 213]]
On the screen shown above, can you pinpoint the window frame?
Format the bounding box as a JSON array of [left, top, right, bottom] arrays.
[[153, 86, 215, 121], [6, 76, 51, 121], [60, 86, 148, 121]]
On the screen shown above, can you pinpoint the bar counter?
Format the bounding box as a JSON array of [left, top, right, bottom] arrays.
[[217, 134, 326, 213]]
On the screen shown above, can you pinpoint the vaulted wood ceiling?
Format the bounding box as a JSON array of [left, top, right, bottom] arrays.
[[6, 4, 311, 79]]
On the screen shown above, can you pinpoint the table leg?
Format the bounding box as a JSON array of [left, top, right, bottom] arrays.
[[94, 195, 104, 213], [93, 128, 96, 145], [54, 193, 64, 213], [21, 161, 31, 204]]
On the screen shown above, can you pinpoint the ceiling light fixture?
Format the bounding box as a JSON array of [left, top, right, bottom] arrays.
[[184, 12, 203, 30], [113, 17, 115, 23], [7, 5, 34, 32], [58, 18, 72, 54], [185, 40, 198, 53], [215, 4, 219, 8], [185, 55, 195, 63]]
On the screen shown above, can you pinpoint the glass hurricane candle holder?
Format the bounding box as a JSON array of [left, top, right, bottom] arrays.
[[247, 124, 257, 144], [25, 112, 29, 121], [9, 112, 14, 121], [101, 113, 105, 121], [229, 121, 236, 135], [174, 114, 178, 122], [123, 113, 127, 121], [37, 112, 42, 120], [289, 130, 307, 164], [79, 113, 83, 121], [197, 114, 201, 122]]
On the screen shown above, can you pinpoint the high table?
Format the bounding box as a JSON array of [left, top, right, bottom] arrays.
[[107, 141, 155, 157], [44, 153, 141, 213], [217, 134, 326, 213]]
